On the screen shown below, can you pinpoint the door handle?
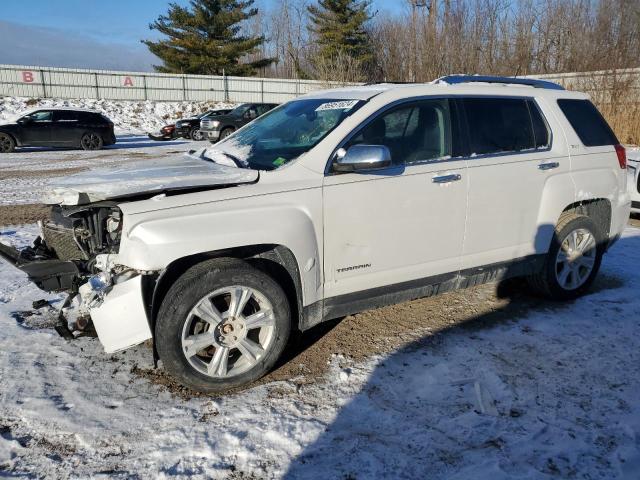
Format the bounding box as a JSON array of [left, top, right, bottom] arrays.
[[432, 173, 462, 184], [538, 162, 559, 171]]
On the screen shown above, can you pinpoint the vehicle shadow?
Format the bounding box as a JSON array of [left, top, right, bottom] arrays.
[[283, 231, 639, 479]]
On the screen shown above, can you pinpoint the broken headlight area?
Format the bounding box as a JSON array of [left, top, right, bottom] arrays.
[[0, 203, 150, 339]]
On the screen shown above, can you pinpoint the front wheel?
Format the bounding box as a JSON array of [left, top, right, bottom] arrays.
[[0, 133, 16, 153], [219, 127, 234, 140], [190, 127, 204, 141], [156, 258, 291, 393], [80, 132, 103, 150], [528, 213, 604, 300]]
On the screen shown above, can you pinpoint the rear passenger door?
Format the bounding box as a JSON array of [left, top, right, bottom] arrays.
[[459, 97, 568, 270], [51, 110, 81, 145], [323, 98, 468, 299]]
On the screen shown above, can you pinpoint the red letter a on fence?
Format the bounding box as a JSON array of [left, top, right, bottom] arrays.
[[123, 76, 134, 87]]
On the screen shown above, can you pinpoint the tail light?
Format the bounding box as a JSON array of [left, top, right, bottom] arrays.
[[615, 144, 626, 169]]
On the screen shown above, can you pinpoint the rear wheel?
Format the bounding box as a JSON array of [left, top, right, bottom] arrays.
[[156, 258, 291, 393], [0, 133, 16, 153], [219, 127, 234, 140], [190, 127, 204, 141], [528, 212, 604, 300], [80, 132, 103, 150]]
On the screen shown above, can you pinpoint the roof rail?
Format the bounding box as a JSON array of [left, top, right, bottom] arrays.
[[436, 75, 565, 90]]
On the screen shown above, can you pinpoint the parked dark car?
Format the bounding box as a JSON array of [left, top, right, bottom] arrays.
[[148, 109, 232, 142], [200, 103, 278, 142], [0, 108, 116, 153], [148, 124, 178, 141], [175, 109, 232, 140]]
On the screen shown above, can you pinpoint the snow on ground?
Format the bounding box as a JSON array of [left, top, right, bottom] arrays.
[[0, 135, 199, 205], [0, 97, 235, 135], [1, 224, 640, 478]]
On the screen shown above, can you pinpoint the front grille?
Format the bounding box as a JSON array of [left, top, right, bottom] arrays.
[[43, 223, 88, 261], [201, 119, 215, 130]]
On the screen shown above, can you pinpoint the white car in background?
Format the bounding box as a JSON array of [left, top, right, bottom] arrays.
[[628, 148, 640, 214]]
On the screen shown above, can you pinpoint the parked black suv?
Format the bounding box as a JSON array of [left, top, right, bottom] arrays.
[[200, 103, 278, 142], [0, 109, 116, 153]]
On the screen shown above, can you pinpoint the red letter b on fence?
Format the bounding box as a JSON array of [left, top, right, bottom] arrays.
[[22, 71, 34, 83]]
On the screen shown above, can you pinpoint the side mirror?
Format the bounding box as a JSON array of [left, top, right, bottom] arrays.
[[17, 117, 30, 125], [332, 145, 392, 173]]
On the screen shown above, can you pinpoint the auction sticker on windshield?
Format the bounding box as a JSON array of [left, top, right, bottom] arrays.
[[315, 100, 359, 112]]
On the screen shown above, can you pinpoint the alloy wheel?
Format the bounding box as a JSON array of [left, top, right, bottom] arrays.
[[181, 285, 277, 378], [0, 134, 14, 153], [555, 228, 597, 290], [82, 133, 101, 150]]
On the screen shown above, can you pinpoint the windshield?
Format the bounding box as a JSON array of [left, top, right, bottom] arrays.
[[203, 98, 363, 171], [230, 104, 250, 117]]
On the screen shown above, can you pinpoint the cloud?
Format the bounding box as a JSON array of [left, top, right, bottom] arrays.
[[0, 20, 160, 72]]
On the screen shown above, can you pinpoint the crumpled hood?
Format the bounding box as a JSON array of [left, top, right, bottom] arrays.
[[45, 152, 259, 205]]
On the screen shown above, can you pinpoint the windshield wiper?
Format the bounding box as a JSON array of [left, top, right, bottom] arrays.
[[201, 150, 247, 169]]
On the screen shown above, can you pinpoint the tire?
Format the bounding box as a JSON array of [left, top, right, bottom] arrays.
[[0, 133, 16, 153], [80, 132, 103, 150], [156, 258, 291, 393], [219, 127, 234, 140], [189, 127, 204, 141], [528, 212, 604, 300]]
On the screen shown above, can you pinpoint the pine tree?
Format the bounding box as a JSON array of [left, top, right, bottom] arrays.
[[142, 0, 274, 76], [307, 0, 375, 78]]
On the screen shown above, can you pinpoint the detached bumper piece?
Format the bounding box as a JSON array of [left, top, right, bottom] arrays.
[[0, 240, 79, 292]]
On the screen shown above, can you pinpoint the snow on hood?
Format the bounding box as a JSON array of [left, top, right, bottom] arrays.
[[45, 150, 258, 205]]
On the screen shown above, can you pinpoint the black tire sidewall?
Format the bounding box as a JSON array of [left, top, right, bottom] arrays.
[[543, 215, 604, 300], [156, 259, 291, 393]]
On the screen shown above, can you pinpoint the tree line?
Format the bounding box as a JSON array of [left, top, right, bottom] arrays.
[[144, 0, 640, 82]]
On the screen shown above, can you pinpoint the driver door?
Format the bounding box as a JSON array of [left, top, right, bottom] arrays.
[[322, 98, 468, 301], [20, 110, 53, 145]]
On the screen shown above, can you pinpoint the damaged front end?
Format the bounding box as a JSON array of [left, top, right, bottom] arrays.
[[0, 203, 153, 353]]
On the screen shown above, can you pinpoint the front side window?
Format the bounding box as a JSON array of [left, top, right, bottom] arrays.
[[463, 98, 538, 155], [204, 98, 363, 170], [346, 99, 453, 164], [25, 111, 52, 122]]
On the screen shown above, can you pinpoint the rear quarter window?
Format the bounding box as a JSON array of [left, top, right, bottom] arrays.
[[557, 99, 618, 147]]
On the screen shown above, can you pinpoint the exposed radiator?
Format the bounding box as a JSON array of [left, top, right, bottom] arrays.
[[43, 223, 88, 261]]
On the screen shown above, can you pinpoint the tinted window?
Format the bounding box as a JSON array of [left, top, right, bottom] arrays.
[[463, 98, 536, 155], [346, 99, 453, 164], [557, 99, 617, 146], [256, 105, 272, 116], [53, 110, 78, 122], [527, 100, 550, 148], [25, 111, 52, 122]]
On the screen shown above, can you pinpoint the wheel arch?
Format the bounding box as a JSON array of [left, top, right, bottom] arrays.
[[146, 243, 304, 337], [561, 198, 611, 243]]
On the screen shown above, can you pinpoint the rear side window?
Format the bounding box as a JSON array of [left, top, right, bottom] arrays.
[[527, 100, 551, 149], [557, 99, 618, 147], [462, 98, 542, 155], [53, 110, 78, 122]]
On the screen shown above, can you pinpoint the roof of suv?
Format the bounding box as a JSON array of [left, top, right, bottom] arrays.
[[302, 78, 586, 102]]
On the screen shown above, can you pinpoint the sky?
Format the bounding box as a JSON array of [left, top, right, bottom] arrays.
[[0, 0, 401, 72]]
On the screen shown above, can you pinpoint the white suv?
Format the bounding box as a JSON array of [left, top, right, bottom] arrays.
[[0, 76, 630, 392]]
